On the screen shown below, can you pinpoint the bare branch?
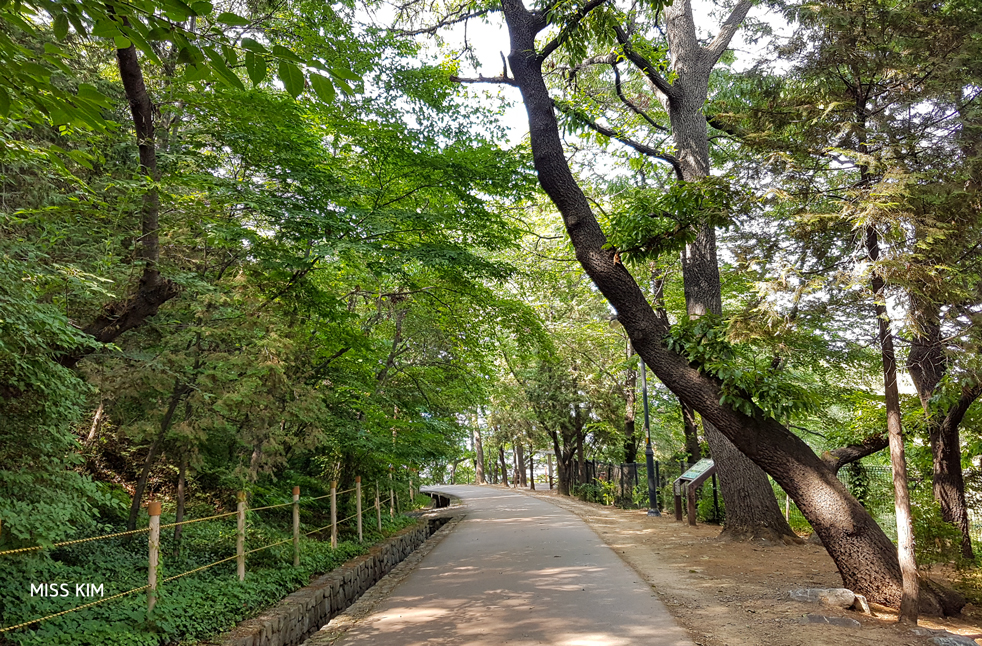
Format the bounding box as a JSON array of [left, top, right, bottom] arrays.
[[553, 100, 683, 178], [539, 0, 610, 61], [613, 23, 677, 100], [451, 74, 519, 86], [703, 0, 753, 66], [398, 7, 498, 36], [613, 63, 668, 132], [821, 434, 889, 474]]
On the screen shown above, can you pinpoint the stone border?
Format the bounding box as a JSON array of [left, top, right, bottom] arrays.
[[216, 501, 463, 646], [300, 514, 464, 646]]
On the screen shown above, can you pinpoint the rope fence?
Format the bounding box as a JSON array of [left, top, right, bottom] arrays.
[[0, 474, 412, 634]]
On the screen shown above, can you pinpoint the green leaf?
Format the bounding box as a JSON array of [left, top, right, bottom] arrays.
[[241, 38, 268, 54], [53, 13, 69, 40], [114, 35, 132, 49], [203, 46, 245, 91], [245, 51, 267, 86], [216, 12, 250, 26], [328, 66, 360, 82], [191, 1, 213, 14], [309, 73, 335, 103], [0, 87, 10, 117], [271, 44, 304, 64], [278, 60, 304, 98]]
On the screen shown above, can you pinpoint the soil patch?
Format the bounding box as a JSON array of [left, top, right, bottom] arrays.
[[515, 486, 982, 646]]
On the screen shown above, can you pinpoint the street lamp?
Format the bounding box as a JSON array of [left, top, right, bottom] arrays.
[[640, 358, 660, 516]]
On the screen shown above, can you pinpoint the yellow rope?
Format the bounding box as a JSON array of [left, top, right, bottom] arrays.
[[158, 510, 238, 531], [0, 527, 152, 557], [248, 501, 295, 513], [0, 584, 151, 633], [160, 554, 239, 583]]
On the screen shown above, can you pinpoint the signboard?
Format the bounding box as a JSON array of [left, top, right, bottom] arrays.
[[679, 458, 715, 482], [672, 459, 716, 526]]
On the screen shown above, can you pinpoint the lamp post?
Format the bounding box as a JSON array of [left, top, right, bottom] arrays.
[[640, 358, 660, 516]]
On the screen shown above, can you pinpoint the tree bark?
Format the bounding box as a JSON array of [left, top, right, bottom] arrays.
[[499, 445, 510, 488], [516, 441, 527, 487], [681, 399, 701, 462], [474, 413, 486, 485], [497, 0, 960, 613], [86, 401, 105, 443], [867, 225, 919, 623], [58, 38, 179, 369], [126, 380, 187, 530], [528, 447, 535, 490], [174, 449, 188, 547]]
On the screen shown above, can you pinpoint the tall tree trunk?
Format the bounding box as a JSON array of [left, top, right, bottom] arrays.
[[867, 226, 919, 623], [908, 297, 977, 560], [517, 441, 527, 487], [59, 38, 179, 368], [496, 1, 961, 613], [474, 412, 486, 484], [681, 399, 701, 463], [624, 343, 639, 462], [499, 445, 510, 488], [173, 449, 188, 547], [550, 431, 569, 495], [529, 447, 535, 490], [127, 380, 186, 530]]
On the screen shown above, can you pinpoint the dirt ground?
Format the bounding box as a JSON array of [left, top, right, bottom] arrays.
[[512, 486, 982, 646]]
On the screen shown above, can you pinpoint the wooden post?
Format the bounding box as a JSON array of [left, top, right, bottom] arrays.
[[356, 477, 363, 543], [292, 486, 300, 567], [389, 468, 394, 518], [784, 492, 791, 522], [330, 481, 337, 549], [236, 491, 246, 581], [376, 484, 382, 531], [686, 483, 697, 526], [547, 454, 553, 490], [409, 477, 414, 504], [148, 501, 161, 612]]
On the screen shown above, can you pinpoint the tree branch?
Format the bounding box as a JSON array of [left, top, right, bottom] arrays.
[[821, 434, 889, 474], [553, 100, 683, 178], [613, 63, 668, 132], [703, 0, 754, 66], [612, 23, 677, 100], [539, 0, 610, 61], [397, 7, 499, 36], [450, 74, 519, 86]]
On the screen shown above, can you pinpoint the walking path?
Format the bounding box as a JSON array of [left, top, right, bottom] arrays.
[[334, 485, 694, 645]]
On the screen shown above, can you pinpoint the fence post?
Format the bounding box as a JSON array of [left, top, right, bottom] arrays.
[[292, 485, 300, 567], [409, 476, 414, 504], [376, 484, 382, 531], [547, 454, 553, 490], [784, 491, 790, 521], [236, 491, 246, 581], [330, 481, 337, 549], [356, 476, 363, 543], [148, 501, 161, 612]]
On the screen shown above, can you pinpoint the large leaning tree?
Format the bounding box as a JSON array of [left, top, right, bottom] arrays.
[[398, 0, 965, 615]]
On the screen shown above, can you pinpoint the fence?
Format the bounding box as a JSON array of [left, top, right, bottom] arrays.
[[0, 476, 409, 635]]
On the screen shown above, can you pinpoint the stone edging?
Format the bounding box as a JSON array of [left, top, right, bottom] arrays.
[[217, 519, 440, 646], [300, 514, 465, 646]]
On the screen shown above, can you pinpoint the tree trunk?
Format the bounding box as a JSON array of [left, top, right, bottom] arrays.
[[86, 401, 105, 443], [681, 399, 700, 462], [474, 412, 486, 484], [868, 226, 919, 623], [516, 441, 527, 487], [624, 343, 639, 462], [499, 445, 510, 488], [529, 447, 535, 490], [174, 449, 188, 548], [497, 1, 961, 613], [127, 380, 186, 530]]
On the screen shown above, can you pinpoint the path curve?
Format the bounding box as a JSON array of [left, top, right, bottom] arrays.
[[335, 485, 694, 645]]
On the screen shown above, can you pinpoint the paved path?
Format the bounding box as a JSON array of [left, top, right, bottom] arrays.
[[336, 485, 694, 646]]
